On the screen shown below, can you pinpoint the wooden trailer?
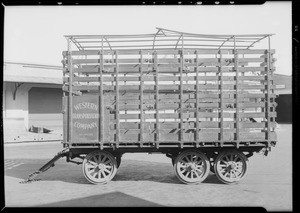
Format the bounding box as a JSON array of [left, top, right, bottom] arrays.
[[22, 28, 278, 185]]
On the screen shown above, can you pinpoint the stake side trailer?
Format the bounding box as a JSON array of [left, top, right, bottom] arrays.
[[22, 28, 278, 184]]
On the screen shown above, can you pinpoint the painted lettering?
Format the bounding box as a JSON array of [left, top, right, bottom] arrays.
[[74, 102, 98, 111], [74, 121, 98, 129]]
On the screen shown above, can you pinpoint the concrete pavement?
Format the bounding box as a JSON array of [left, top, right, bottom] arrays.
[[3, 124, 292, 210]]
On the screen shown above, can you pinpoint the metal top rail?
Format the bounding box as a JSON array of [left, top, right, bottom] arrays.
[[65, 27, 274, 51]]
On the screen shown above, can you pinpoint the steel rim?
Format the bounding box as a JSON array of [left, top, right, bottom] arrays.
[[82, 151, 117, 184], [174, 150, 210, 184], [214, 150, 248, 184]]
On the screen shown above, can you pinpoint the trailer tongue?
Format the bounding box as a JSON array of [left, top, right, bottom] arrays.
[[20, 149, 71, 184]]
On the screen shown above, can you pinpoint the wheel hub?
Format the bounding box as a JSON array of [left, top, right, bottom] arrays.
[[226, 162, 236, 172], [98, 164, 105, 170], [186, 162, 197, 172], [230, 162, 236, 170]]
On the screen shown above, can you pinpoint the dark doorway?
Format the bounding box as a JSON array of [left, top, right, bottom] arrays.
[[28, 87, 63, 129], [275, 94, 292, 123]]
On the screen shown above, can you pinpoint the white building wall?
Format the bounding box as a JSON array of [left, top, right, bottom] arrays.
[[4, 82, 31, 131]]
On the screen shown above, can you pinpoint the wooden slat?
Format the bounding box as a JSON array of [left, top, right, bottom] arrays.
[[195, 51, 200, 143], [234, 45, 240, 143], [266, 46, 271, 141], [115, 103, 269, 111], [107, 131, 276, 142], [180, 49, 184, 142], [154, 51, 160, 145], [117, 112, 275, 119], [66, 84, 275, 92], [111, 121, 277, 129], [68, 45, 73, 143], [63, 49, 275, 57], [219, 50, 224, 143], [115, 51, 120, 146], [99, 51, 104, 143], [69, 65, 266, 74], [71, 57, 264, 65], [65, 75, 271, 85], [139, 51, 144, 145]]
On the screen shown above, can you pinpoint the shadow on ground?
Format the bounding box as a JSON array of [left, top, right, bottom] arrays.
[[6, 159, 222, 185], [35, 191, 163, 207]]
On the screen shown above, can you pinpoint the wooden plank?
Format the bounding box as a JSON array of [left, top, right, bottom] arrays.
[[234, 46, 240, 143], [116, 92, 275, 100], [154, 51, 160, 144], [139, 50, 144, 145], [68, 75, 261, 83], [115, 102, 269, 110], [117, 112, 276, 119], [71, 59, 253, 67], [195, 50, 200, 143], [219, 50, 224, 143], [69, 65, 265, 74], [66, 84, 275, 92], [71, 57, 264, 65], [111, 121, 276, 129], [115, 51, 120, 146], [64, 49, 275, 57], [266, 46, 271, 141], [108, 131, 276, 143], [68, 43, 73, 143], [180, 49, 184, 142], [99, 51, 104, 143]]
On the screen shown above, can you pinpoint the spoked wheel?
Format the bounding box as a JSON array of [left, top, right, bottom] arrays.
[[214, 149, 249, 184], [174, 150, 210, 184], [82, 150, 118, 184]]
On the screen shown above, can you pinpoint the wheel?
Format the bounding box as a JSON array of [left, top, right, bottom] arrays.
[[214, 149, 249, 184], [82, 150, 118, 184], [173, 149, 210, 184], [116, 155, 121, 168]]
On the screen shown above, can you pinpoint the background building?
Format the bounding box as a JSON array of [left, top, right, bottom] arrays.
[[2, 62, 292, 143], [274, 74, 292, 123], [3, 62, 63, 142]]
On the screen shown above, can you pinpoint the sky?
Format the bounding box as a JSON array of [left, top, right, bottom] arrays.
[[4, 2, 292, 75]]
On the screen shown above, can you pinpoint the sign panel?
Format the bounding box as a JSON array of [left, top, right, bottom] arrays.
[[72, 95, 99, 142]]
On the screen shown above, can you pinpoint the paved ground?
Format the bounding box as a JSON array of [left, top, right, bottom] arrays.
[[3, 124, 292, 210]]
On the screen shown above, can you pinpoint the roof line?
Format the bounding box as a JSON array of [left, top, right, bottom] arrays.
[[4, 61, 62, 69]]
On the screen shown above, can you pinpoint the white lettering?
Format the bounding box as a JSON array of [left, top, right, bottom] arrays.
[[74, 102, 98, 111], [73, 113, 99, 119], [74, 121, 98, 129]]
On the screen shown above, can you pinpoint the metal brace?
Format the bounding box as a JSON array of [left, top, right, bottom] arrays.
[[19, 149, 69, 184]]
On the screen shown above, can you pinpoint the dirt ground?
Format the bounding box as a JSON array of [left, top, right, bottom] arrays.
[[4, 124, 292, 210]]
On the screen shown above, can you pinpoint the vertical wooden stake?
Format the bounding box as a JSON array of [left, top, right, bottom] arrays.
[[195, 50, 200, 146], [99, 40, 104, 144], [266, 35, 271, 142], [234, 36, 240, 146], [154, 51, 159, 148], [115, 51, 120, 147], [140, 50, 144, 147], [68, 38, 73, 143], [219, 50, 224, 146], [180, 40, 184, 144]]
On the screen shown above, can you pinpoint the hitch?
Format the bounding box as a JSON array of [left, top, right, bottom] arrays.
[[19, 148, 69, 184]]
